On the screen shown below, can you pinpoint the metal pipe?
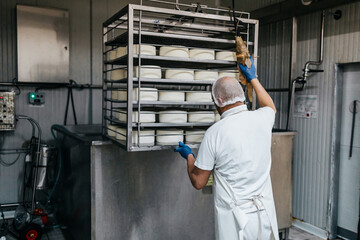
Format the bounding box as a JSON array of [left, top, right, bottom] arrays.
[[303, 11, 325, 81]]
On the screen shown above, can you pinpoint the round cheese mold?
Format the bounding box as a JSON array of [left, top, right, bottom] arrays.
[[189, 49, 215, 60], [156, 129, 184, 145], [159, 46, 189, 58], [159, 111, 187, 123], [110, 69, 126, 81], [188, 111, 215, 123], [186, 92, 212, 102], [107, 125, 117, 137], [215, 51, 236, 61], [134, 66, 161, 79], [158, 91, 185, 102], [117, 111, 156, 123], [165, 69, 194, 80], [185, 130, 206, 144], [218, 71, 239, 79], [116, 128, 155, 146], [194, 71, 218, 81]]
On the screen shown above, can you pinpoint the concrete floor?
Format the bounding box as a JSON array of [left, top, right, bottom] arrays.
[[3, 226, 326, 240]]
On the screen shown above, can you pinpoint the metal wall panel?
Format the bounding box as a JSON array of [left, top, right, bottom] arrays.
[[255, 1, 360, 231], [220, 0, 286, 12]]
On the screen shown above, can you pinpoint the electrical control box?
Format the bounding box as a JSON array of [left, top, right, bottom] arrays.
[[29, 92, 45, 105], [0, 91, 16, 131]]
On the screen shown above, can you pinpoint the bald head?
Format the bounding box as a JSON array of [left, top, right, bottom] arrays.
[[211, 77, 245, 107]]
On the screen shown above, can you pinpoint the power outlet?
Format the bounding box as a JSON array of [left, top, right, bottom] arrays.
[[29, 92, 45, 105]]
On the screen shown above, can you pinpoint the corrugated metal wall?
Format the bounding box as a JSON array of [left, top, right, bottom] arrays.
[[220, 0, 286, 12], [257, 1, 360, 230]]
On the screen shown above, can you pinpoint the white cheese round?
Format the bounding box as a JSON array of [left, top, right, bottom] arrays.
[[134, 66, 161, 79], [218, 71, 239, 79], [159, 46, 189, 58], [158, 91, 185, 102], [115, 47, 127, 58], [194, 71, 218, 81], [159, 111, 187, 123], [215, 51, 236, 61], [134, 44, 156, 56], [133, 87, 158, 101], [156, 129, 184, 145], [111, 91, 118, 100], [107, 125, 117, 137], [188, 111, 215, 123], [165, 69, 194, 80], [185, 130, 206, 143], [110, 69, 125, 81], [117, 111, 156, 123], [189, 49, 215, 60], [116, 128, 155, 146], [186, 92, 212, 102], [108, 50, 117, 61]]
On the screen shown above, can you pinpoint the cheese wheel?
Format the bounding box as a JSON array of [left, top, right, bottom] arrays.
[[165, 69, 194, 80], [134, 66, 161, 79], [186, 92, 212, 102], [111, 91, 118, 100], [218, 71, 239, 79], [185, 130, 205, 143], [188, 111, 215, 123], [117, 88, 158, 101], [215, 51, 236, 61], [134, 44, 156, 56], [189, 49, 215, 60], [107, 125, 117, 137], [108, 50, 117, 61], [158, 91, 185, 102], [194, 71, 218, 81], [133, 87, 158, 101], [116, 128, 155, 146], [159, 111, 187, 123], [110, 69, 125, 81], [115, 47, 127, 58], [117, 111, 156, 123], [156, 129, 184, 145], [159, 46, 189, 58]]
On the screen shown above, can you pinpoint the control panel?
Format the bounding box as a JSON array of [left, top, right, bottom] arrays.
[[0, 91, 15, 130]]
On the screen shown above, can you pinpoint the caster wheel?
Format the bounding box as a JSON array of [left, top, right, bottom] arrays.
[[19, 223, 42, 240]]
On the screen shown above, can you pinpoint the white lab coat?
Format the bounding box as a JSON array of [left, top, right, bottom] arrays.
[[195, 105, 279, 240]]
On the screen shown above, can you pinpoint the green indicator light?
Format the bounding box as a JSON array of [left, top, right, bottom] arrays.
[[30, 94, 36, 99]]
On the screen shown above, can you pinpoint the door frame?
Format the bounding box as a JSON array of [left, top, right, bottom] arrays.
[[328, 62, 360, 239]]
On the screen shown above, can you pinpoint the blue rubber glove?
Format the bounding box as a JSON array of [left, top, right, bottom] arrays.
[[174, 141, 195, 160], [238, 56, 257, 81]]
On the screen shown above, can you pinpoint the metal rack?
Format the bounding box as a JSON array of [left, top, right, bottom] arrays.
[[102, 3, 258, 151]]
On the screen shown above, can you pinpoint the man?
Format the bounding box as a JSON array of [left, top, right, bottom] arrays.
[[175, 57, 279, 240]]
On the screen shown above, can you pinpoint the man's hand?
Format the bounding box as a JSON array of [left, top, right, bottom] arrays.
[[174, 142, 195, 160], [238, 56, 257, 81]]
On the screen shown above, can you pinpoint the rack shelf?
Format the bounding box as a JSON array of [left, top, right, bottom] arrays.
[[102, 3, 258, 151]]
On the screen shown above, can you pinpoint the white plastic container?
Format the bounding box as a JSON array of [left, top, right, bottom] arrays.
[[158, 91, 185, 102], [189, 49, 215, 60], [165, 69, 194, 80], [186, 92, 212, 102], [194, 71, 218, 81], [116, 128, 155, 146], [159, 46, 189, 58], [110, 69, 125, 81], [134, 66, 161, 79], [159, 111, 187, 123], [117, 111, 156, 123], [215, 51, 236, 61], [188, 111, 215, 123], [107, 125, 118, 137], [156, 129, 184, 145], [185, 130, 206, 143]]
